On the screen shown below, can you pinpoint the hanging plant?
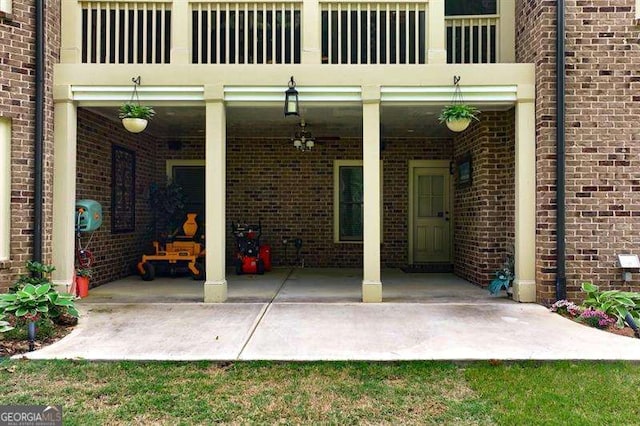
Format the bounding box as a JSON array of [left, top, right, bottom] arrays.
[[119, 76, 155, 133], [439, 76, 480, 132]]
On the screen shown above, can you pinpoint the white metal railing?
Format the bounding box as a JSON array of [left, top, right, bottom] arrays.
[[191, 2, 301, 64], [80, 2, 172, 64], [445, 15, 499, 63], [321, 2, 428, 64]]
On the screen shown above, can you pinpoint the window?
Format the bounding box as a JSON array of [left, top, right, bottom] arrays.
[[0, 0, 11, 15], [333, 160, 382, 243], [637, 0, 640, 19], [445, 0, 497, 16], [0, 118, 10, 261]]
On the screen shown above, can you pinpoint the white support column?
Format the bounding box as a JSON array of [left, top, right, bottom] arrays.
[[362, 85, 382, 303], [301, 0, 321, 64], [204, 85, 227, 302], [427, 0, 446, 64], [513, 84, 536, 303], [171, 0, 190, 64], [61, 0, 82, 63], [51, 86, 77, 292], [498, 0, 516, 63]]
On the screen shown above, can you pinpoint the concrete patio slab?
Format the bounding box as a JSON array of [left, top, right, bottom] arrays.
[[240, 303, 640, 360], [84, 268, 290, 303], [25, 303, 266, 361], [20, 269, 640, 361]]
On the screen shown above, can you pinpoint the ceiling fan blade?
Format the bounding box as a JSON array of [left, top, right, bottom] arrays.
[[315, 136, 341, 141]]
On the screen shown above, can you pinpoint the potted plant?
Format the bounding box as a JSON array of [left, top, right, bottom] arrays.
[[119, 103, 155, 133], [439, 104, 480, 132], [75, 268, 93, 298], [488, 254, 514, 296]]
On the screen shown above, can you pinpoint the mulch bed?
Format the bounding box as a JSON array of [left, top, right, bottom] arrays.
[[0, 321, 76, 358], [556, 312, 639, 339]]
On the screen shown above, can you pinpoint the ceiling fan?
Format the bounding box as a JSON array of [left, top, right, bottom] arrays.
[[290, 120, 340, 151]]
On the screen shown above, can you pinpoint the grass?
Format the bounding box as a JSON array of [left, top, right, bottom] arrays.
[[0, 360, 639, 425]]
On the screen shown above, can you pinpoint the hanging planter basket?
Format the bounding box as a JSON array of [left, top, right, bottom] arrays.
[[439, 76, 480, 133], [445, 117, 472, 132], [119, 76, 155, 134], [121, 117, 149, 133]]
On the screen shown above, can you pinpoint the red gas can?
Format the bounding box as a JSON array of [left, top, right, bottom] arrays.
[[259, 245, 272, 272]]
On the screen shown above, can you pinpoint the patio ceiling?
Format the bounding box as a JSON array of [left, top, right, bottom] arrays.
[[86, 102, 511, 140]]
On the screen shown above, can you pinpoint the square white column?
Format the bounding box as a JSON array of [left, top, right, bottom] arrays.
[[204, 89, 228, 302], [362, 86, 382, 302], [51, 91, 77, 293], [513, 85, 536, 303]]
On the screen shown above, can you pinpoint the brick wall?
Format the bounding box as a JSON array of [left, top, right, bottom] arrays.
[[516, 0, 640, 303], [76, 109, 156, 286], [151, 135, 453, 268], [453, 110, 515, 286], [0, 1, 58, 291]]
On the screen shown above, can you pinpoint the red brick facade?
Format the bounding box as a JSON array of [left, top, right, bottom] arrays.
[[75, 109, 156, 286], [516, 0, 640, 303], [453, 110, 515, 286], [0, 1, 58, 290], [3, 1, 639, 301]]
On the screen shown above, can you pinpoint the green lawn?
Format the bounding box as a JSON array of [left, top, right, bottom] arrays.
[[1, 360, 639, 425]]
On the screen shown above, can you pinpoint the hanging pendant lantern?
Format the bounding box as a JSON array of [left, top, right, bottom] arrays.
[[284, 76, 299, 117]]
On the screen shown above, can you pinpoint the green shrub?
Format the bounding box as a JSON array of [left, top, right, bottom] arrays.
[[581, 282, 640, 328], [0, 283, 78, 322]]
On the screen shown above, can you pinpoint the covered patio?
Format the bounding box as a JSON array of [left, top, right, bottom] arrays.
[[79, 268, 508, 304]]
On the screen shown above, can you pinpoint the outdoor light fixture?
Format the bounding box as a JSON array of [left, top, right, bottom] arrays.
[[284, 76, 299, 117], [617, 254, 640, 282], [291, 120, 315, 152]]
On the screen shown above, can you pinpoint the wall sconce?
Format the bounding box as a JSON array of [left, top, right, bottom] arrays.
[[617, 254, 640, 282], [284, 76, 299, 117]]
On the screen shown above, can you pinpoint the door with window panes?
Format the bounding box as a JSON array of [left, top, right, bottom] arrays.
[[412, 167, 451, 263]]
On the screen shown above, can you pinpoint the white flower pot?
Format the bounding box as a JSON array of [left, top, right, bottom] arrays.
[[445, 117, 471, 132], [122, 118, 148, 133]]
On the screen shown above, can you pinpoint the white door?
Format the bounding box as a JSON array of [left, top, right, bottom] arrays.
[[412, 167, 451, 263]]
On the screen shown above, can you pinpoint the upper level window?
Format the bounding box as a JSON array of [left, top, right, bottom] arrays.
[[0, 0, 12, 14], [0, 118, 11, 261], [445, 0, 497, 16]]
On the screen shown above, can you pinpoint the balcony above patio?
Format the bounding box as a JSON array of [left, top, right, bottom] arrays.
[[61, 0, 515, 66]]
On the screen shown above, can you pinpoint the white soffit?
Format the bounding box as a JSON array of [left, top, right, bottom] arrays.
[[224, 86, 362, 104], [72, 86, 205, 104], [381, 85, 518, 105]]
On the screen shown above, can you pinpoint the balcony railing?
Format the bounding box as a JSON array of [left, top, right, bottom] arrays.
[[191, 2, 301, 64], [67, 0, 514, 65], [445, 15, 498, 63], [321, 2, 428, 64], [80, 1, 172, 64]]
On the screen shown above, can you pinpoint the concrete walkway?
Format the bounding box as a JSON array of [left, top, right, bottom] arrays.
[[21, 269, 640, 361]]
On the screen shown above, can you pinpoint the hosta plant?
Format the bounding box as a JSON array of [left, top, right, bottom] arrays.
[[0, 313, 14, 333], [0, 283, 78, 322], [581, 281, 640, 328]]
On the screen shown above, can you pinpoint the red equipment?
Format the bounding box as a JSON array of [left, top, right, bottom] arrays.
[[231, 221, 271, 275]]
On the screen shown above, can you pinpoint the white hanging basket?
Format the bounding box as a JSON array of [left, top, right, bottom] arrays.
[[122, 118, 148, 133], [445, 118, 471, 132]]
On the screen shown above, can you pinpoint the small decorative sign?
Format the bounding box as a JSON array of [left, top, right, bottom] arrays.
[[456, 153, 472, 187]]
